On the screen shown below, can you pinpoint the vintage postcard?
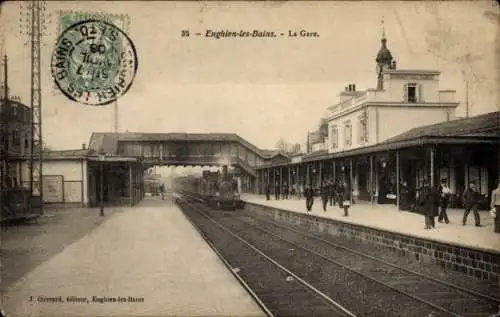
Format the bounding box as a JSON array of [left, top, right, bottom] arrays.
[[0, 1, 499, 317]]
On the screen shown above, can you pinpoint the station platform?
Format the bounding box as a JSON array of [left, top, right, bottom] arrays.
[[2, 196, 266, 317], [241, 194, 500, 253]]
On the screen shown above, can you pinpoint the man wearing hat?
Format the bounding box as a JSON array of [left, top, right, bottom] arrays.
[[419, 178, 440, 229], [438, 178, 451, 224], [462, 181, 481, 227], [304, 184, 314, 212]]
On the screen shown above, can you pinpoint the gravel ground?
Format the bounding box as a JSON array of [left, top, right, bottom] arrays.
[[249, 210, 500, 298], [180, 202, 351, 317], [0, 206, 118, 293], [201, 208, 444, 317], [245, 214, 498, 317]]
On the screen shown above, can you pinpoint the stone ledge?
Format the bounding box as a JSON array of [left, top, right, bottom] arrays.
[[245, 202, 500, 282]]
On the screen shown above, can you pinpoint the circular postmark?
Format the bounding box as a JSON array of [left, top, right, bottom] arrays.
[[51, 19, 138, 106]]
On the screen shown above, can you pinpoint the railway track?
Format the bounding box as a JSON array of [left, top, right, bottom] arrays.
[[176, 194, 480, 316], [238, 211, 500, 317], [177, 198, 356, 317]]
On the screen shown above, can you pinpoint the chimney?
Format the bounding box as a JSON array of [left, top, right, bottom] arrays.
[[345, 86, 349, 92], [352, 84, 356, 91], [348, 84, 352, 92], [222, 165, 228, 181], [82, 143, 86, 150], [392, 60, 397, 69]]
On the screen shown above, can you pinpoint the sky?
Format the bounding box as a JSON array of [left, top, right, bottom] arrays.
[[0, 1, 498, 151]]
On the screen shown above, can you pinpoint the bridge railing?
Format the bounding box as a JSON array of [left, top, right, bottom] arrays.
[[140, 155, 256, 177]]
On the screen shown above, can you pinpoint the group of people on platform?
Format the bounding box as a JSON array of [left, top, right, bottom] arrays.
[[416, 178, 500, 233], [264, 178, 500, 234], [265, 179, 353, 216]]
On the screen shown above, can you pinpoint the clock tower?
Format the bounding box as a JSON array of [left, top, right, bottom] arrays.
[[375, 20, 395, 90]]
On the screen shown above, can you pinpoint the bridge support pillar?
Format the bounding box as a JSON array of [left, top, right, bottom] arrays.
[[255, 171, 259, 194]]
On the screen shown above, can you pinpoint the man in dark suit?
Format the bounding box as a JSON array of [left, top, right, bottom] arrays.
[[341, 181, 351, 216], [320, 182, 329, 212], [282, 181, 289, 200], [462, 181, 481, 227], [160, 183, 165, 200], [304, 184, 314, 212], [336, 181, 344, 208], [419, 179, 440, 229], [265, 182, 271, 201], [328, 179, 336, 206], [438, 178, 451, 224]]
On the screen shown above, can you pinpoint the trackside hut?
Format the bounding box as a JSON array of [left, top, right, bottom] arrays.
[[21, 148, 145, 208], [18, 149, 89, 206]]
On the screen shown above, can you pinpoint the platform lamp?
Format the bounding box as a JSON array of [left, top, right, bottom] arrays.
[[380, 157, 388, 169], [98, 148, 106, 216]]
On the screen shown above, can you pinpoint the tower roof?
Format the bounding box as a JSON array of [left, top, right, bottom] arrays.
[[376, 37, 393, 65]]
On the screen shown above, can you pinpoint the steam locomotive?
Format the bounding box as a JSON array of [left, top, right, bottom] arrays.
[[174, 166, 242, 210]]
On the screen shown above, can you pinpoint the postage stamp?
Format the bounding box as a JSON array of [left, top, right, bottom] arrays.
[[50, 19, 138, 106], [51, 11, 130, 97]]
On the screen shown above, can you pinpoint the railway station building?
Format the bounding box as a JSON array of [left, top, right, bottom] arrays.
[[254, 35, 499, 210]]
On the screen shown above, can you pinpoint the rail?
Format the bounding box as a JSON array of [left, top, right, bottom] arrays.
[[178, 193, 499, 316], [176, 192, 357, 317], [242, 213, 500, 317]]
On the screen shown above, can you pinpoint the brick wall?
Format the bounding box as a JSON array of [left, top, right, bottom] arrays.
[[245, 202, 500, 282]]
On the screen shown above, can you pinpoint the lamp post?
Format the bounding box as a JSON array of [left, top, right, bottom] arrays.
[[312, 167, 316, 187], [98, 148, 105, 216]]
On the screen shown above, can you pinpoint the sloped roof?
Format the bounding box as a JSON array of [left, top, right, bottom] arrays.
[[303, 149, 328, 160], [88, 132, 282, 159], [260, 149, 289, 158], [88, 133, 119, 155], [256, 111, 499, 169], [386, 111, 500, 143], [42, 149, 88, 159]]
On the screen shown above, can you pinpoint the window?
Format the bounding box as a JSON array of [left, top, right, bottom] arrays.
[[358, 112, 368, 143], [330, 126, 338, 149], [344, 121, 352, 146], [11, 129, 21, 147], [24, 108, 31, 123], [406, 83, 418, 103]]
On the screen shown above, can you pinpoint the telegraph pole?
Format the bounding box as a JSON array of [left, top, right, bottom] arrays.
[[29, 1, 43, 208], [20, 1, 49, 213]]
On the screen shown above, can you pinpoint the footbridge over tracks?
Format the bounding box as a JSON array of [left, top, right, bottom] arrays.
[[87, 132, 289, 178]]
